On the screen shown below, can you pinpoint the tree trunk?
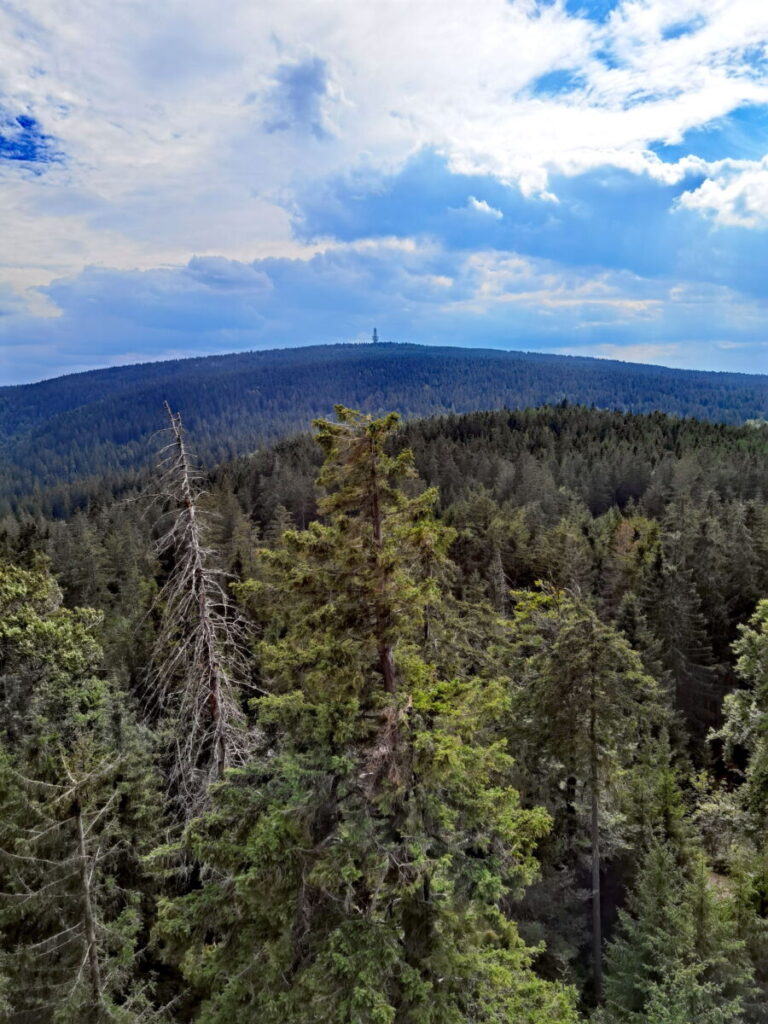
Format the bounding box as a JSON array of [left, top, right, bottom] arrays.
[[564, 774, 577, 860], [75, 800, 105, 1019], [378, 643, 397, 694], [490, 546, 507, 614], [165, 402, 229, 782], [394, 878, 434, 1024], [589, 696, 603, 1002], [368, 435, 396, 694]]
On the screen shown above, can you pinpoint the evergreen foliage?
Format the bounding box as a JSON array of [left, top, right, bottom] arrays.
[[3, 342, 767, 517], [157, 408, 578, 1022], [718, 600, 768, 825], [1, 399, 768, 1020], [505, 588, 662, 999], [0, 563, 161, 1022], [601, 844, 753, 1024]]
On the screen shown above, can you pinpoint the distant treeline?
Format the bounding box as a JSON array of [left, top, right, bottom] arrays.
[[6, 403, 768, 732], [2, 342, 766, 516]]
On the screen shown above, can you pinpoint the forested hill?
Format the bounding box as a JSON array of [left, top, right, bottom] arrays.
[[4, 402, 768, 1021], [2, 342, 767, 515]]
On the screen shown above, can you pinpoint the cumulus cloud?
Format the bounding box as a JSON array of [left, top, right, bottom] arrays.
[[291, 150, 768, 304], [678, 158, 768, 227], [0, 0, 767, 379], [1, 240, 766, 382]]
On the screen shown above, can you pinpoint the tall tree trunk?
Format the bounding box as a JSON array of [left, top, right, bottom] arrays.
[[395, 878, 434, 1024], [564, 774, 577, 860], [75, 800, 105, 1019], [368, 435, 396, 694], [589, 693, 603, 1002], [164, 402, 229, 781], [489, 546, 507, 614]]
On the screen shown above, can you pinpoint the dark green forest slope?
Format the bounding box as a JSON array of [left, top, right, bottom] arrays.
[[2, 403, 768, 1022], [2, 343, 767, 516]]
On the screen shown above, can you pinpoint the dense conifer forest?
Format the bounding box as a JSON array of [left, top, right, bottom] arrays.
[[2, 343, 767, 517], [2, 400, 768, 1022]]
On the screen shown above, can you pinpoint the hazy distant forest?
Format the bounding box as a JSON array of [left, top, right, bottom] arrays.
[[2, 397, 768, 1022], [3, 343, 767, 517]]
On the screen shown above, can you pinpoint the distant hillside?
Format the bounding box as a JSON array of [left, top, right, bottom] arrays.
[[1, 342, 766, 516]]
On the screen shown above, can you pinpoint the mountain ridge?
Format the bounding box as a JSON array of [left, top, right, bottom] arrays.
[[2, 342, 767, 516]]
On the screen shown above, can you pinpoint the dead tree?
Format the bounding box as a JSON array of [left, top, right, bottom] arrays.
[[147, 405, 249, 817]]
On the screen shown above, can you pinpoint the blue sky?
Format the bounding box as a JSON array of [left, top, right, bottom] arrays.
[[1, 0, 768, 383]]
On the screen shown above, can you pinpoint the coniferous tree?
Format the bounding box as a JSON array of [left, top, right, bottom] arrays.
[[506, 588, 661, 1000], [643, 533, 717, 732], [157, 407, 579, 1024], [717, 600, 768, 827], [729, 848, 768, 1021], [3, 399, 768, 1017], [263, 502, 295, 547], [0, 563, 161, 1022], [147, 406, 249, 816], [600, 844, 753, 1024]]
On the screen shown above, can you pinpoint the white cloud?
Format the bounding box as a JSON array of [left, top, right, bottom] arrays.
[[468, 196, 503, 218], [452, 250, 664, 322], [678, 157, 768, 226], [0, 0, 767, 322]]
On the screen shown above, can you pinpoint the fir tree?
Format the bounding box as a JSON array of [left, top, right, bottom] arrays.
[[600, 843, 753, 1024], [0, 563, 162, 1022], [506, 587, 661, 1000], [157, 407, 579, 1023], [717, 600, 768, 827], [729, 848, 768, 1022]]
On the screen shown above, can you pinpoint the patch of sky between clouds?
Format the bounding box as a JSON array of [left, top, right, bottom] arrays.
[[291, 148, 721, 283], [742, 45, 768, 79], [561, 0, 621, 25], [534, 0, 623, 64], [530, 68, 586, 97], [650, 105, 768, 164], [0, 111, 59, 167], [292, 149, 536, 245], [661, 14, 706, 41]]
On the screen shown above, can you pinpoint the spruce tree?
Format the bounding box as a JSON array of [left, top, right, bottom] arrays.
[[717, 600, 768, 826], [600, 844, 753, 1024], [0, 563, 162, 1022], [729, 848, 768, 1021], [506, 587, 661, 1000], [157, 407, 579, 1023]]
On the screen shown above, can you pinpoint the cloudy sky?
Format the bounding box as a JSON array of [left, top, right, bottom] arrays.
[[1, 0, 768, 383]]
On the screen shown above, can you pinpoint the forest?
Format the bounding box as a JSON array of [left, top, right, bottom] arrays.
[[2, 342, 767, 518], [1, 400, 768, 1022]]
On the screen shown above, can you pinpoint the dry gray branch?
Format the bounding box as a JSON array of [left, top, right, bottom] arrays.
[[145, 404, 251, 818]]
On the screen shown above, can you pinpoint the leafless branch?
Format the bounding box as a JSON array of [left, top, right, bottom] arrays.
[[145, 404, 251, 818]]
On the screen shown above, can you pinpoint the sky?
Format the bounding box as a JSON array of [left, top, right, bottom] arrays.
[[1, 0, 768, 384]]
